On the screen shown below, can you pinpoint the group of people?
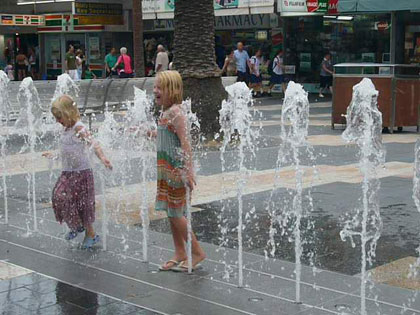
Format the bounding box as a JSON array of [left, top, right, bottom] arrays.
[[104, 44, 171, 79], [221, 42, 286, 98], [221, 42, 334, 98], [3, 47, 38, 81], [65, 45, 97, 81], [43, 70, 206, 272]]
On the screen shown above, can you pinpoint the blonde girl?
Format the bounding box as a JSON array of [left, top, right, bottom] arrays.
[[42, 95, 112, 249], [152, 70, 206, 271]]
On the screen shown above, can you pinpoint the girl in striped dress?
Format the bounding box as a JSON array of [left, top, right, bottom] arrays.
[[43, 95, 112, 249], [152, 70, 206, 271]]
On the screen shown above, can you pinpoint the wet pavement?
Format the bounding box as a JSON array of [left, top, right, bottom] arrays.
[[0, 271, 157, 314], [0, 94, 419, 314]]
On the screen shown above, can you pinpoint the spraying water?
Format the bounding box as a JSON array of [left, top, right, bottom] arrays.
[[270, 81, 312, 303], [0, 71, 10, 224], [219, 82, 259, 287], [340, 78, 385, 315], [95, 107, 120, 250], [182, 99, 200, 274], [126, 87, 156, 261], [15, 77, 43, 232], [409, 140, 420, 279]]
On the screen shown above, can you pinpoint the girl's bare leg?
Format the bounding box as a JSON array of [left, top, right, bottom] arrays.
[[86, 224, 95, 238], [170, 217, 206, 266]]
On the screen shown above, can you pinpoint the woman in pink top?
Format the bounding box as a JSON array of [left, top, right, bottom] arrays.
[[112, 47, 133, 78]]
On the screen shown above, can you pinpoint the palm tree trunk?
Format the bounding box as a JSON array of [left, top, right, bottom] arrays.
[[133, 0, 145, 77], [174, 0, 226, 135]]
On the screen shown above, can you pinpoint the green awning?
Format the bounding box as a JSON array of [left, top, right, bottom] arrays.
[[339, 0, 420, 13]]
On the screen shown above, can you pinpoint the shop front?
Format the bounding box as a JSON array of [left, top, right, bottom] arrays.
[[144, 13, 281, 76], [278, 0, 391, 93], [0, 14, 44, 79], [142, 0, 278, 75], [38, 1, 131, 79]]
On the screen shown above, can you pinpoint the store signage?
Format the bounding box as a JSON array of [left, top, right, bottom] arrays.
[[152, 14, 270, 31], [328, 0, 338, 14], [78, 15, 123, 25], [215, 0, 239, 10], [1, 15, 13, 25], [375, 21, 390, 31], [0, 14, 44, 26], [279, 0, 332, 13], [280, 0, 307, 12], [74, 2, 123, 16], [143, 0, 274, 14], [307, 0, 328, 13]]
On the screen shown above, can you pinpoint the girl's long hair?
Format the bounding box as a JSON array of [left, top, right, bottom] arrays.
[[51, 95, 80, 126], [156, 70, 183, 106]]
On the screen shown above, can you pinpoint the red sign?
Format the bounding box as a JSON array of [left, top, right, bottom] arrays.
[[307, 0, 319, 12], [306, 0, 328, 13], [328, 0, 338, 14], [375, 21, 390, 31]]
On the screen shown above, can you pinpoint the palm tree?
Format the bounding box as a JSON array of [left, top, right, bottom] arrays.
[[132, 0, 145, 77], [173, 0, 227, 135]]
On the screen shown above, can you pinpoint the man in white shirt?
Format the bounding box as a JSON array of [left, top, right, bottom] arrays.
[[234, 42, 249, 83], [155, 45, 169, 73], [269, 50, 285, 96]]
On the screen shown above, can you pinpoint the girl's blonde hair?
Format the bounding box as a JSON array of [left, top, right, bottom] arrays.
[[51, 95, 80, 126], [156, 70, 183, 106]]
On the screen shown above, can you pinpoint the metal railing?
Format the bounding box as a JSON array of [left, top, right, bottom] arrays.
[[7, 76, 237, 120]]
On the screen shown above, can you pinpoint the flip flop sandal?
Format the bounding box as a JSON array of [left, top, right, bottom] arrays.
[[159, 260, 181, 271], [171, 260, 202, 273], [81, 235, 100, 249]]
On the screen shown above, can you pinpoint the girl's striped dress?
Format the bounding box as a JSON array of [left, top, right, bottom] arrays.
[[155, 107, 187, 218]]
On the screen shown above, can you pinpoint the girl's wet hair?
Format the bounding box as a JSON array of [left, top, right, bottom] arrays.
[[156, 70, 183, 105], [51, 95, 80, 126]]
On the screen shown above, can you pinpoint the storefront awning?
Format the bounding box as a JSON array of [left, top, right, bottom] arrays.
[[338, 0, 420, 13]]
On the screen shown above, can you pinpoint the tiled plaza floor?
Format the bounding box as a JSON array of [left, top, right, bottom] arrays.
[[0, 95, 419, 314]]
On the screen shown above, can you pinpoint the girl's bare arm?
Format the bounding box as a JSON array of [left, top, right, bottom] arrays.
[[75, 126, 113, 169], [172, 109, 195, 189]]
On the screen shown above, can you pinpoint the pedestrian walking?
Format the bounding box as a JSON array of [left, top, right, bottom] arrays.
[[65, 45, 78, 80], [319, 52, 333, 98], [249, 49, 263, 98], [104, 47, 118, 78], [221, 48, 236, 76], [148, 70, 206, 272], [112, 47, 133, 78], [234, 42, 250, 83], [42, 95, 112, 249], [155, 45, 169, 73], [75, 49, 84, 81], [16, 50, 28, 81], [28, 47, 38, 80], [268, 50, 285, 96]]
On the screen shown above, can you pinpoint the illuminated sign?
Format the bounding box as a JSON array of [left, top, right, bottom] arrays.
[[74, 2, 123, 16], [0, 14, 44, 26]]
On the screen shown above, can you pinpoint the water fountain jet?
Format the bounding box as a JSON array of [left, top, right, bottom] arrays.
[[0, 71, 10, 224], [219, 82, 259, 287], [340, 78, 385, 315]]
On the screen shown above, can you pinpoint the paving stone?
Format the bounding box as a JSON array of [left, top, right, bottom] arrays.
[[25, 278, 59, 295], [0, 302, 35, 315], [34, 302, 85, 315], [90, 301, 149, 315]]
